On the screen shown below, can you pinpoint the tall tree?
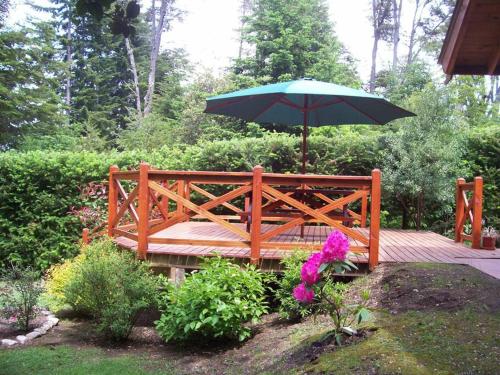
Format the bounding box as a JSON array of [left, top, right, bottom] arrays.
[[234, 0, 359, 86], [407, 0, 454, 65], [383, 84, 465, 230], [0, 22, 65, 148], [369, 0, 393, 92]]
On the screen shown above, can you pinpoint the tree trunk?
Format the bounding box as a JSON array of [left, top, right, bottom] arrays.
[[407, 0, 420, 66], [144, 0, 169, 116], [369, 0, 379, 93], [391, 0, 402, 71], [65, 8, 72, 110], [415, 192, 424, 231], [125, 37, 143, 118], [238, 0, 253, 59]]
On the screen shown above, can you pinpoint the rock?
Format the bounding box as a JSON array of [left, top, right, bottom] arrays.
[[341, 326, 357, 336], [26, 331, 41, 340], [34, 327, 47, 335], [16, 335, 28, 344], [42, 322, 53, 331], [47, 317, 59, 326], [41, 310, 51, 316], [1, 339, 17, 346]]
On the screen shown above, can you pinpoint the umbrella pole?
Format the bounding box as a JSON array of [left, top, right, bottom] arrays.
[[300, 96, 309, 238], [301, 95, 308, 175]]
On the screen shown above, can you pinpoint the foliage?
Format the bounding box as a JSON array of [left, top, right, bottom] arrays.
[[275, 251, 314, 320], [44, 252, 85, 312], [293, 231, 371, 344], [0, 21, 65, 149], [464, 123, 500, 229], [234, 0, 360, 86], [0, 264, 43, 331], [382, 84, 466, 230], [155, 257, 268, 342], [60, 239, 158, 340]]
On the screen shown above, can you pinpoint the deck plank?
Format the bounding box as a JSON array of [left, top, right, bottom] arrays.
[[114, 222, 500, 270]]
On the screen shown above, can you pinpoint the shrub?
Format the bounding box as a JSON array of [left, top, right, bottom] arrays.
[[43, 253, 85, 312], [155, 257, 268, 343], [46, 239, 158, 340], [0, 264, 43, 331], [275, 251, 315, 320]]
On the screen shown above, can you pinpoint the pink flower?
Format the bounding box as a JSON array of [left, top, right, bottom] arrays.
[[321, 230, 349, 263], [300, 252, 322, 285], [293, 283, 315, 304]]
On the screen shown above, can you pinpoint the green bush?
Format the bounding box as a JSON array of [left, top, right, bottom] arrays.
[[275, 251, 316, 320], [155, 257, 268, 342], [53, 239, 158, 340]]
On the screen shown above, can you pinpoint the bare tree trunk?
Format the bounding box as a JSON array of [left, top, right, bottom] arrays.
[[144, 0, 169, 116], [391, 0, 402, 71], [125, 37, 143, 118], [407, 0, 421, 66], [238, 0, 253, 59], [65, 8, 72, 110], [369, 0, 379, 93]]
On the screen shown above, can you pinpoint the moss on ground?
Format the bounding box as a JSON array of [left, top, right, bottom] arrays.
[[304, 263, 500, 375]]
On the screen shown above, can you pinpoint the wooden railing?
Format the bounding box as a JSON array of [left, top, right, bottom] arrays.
[[455, 176, 483, 248], [107, 163, 381, 269]]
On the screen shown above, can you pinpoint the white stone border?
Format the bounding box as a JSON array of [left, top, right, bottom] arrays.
[[1, 310, 59, 347]]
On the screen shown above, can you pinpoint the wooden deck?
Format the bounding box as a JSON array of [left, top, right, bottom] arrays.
[[115, 222, 500, 274]]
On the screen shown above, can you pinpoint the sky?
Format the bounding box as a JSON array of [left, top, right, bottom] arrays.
[[7, 0, 429, 82]]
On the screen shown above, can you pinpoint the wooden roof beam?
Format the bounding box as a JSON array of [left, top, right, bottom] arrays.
[[439, 0, 474, 75], [488, 46, 500, 75]]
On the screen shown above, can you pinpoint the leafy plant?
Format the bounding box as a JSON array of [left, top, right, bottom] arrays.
[[155, 257, 268, 343], [293, 230, 372, 345], [275, 250, 315, 320], [51, 239, 158, 340], [0, 264, 43, 332]]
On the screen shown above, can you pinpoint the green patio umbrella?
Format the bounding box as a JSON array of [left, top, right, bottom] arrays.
[[204, 78, 415, 173]]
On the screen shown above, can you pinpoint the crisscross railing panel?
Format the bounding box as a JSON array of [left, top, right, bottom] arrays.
[[455, 177, 483, 248], [106, 163, 381, 270]]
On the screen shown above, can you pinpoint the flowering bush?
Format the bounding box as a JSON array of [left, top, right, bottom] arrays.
[[292, 230, 371, 344]]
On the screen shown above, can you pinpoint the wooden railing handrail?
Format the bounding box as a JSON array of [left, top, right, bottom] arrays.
[[107, 163, 381, 270], [455, 176, 483, 249]]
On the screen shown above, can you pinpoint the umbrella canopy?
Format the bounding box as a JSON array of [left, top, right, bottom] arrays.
[[204, 78, 415, 173]]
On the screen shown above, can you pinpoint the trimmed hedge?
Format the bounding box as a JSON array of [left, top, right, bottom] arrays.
[[0, 133, 382, 270]]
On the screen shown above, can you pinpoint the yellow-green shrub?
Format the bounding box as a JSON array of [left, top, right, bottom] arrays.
[[44, 251, 85, 312]]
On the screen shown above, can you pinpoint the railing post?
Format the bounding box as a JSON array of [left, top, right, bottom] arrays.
[[177, 179, 185, 220], [368, 169, 381, 270], [138, 162, 150, 259], [471, 176, 483, 249], [108, 165, 119, 237], [455, 178, 465, 243], [185, 182, 191, 222], [82, 228, 89, 245], [361, 190, 368, 228], [250, 165, 263, 265]]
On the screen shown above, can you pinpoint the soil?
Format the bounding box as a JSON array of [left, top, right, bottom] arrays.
[[356, 263, 500, 313], [16, 263, 500, 374]]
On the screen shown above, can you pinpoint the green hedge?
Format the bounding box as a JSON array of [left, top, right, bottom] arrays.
[[8, 127, 498, 270]]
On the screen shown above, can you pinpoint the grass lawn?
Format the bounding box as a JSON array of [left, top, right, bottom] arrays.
[[0, 346, 174, 375], [0, 263, 498, 374]]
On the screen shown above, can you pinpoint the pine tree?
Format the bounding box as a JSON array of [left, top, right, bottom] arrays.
[[0, 21, 65, 148], [233, 0, 359, 86]]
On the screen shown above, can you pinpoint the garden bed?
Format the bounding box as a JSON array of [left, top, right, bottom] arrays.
[[1, 262, 499, 374]]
